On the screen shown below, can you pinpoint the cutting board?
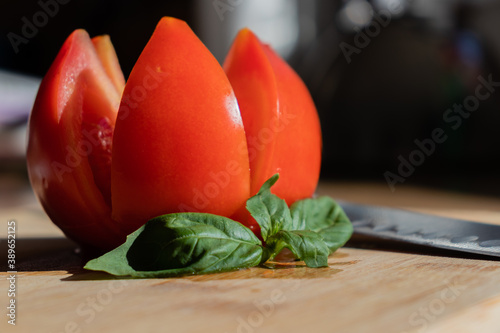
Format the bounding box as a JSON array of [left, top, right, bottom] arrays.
[[1, 178, 500, 333]]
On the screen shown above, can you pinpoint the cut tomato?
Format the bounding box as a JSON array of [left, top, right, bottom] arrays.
[[224, 28, 322, 205], [27, 19, 322, 251], [111, 17, 251, 230], [27, 30, 125, 250]]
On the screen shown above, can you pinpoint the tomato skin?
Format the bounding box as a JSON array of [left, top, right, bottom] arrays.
[[26, 30, 125, 250], [223, 29, 322, 205], [111, 17, 251, 231]]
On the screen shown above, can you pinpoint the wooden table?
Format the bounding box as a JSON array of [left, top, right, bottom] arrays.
[[1, 177, 500, 333]]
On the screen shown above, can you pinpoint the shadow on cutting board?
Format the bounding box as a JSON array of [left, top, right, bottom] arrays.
[[0, 236, 349, 281], [62, 250, 351, 282], [0, 237, 84, 274], [3, 235, 498, 282]]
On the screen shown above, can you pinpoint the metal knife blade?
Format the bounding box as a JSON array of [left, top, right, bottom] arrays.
[[339, 201, 500, 257]]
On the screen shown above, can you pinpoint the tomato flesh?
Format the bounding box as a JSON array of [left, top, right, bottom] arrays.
[[92, 35, 126, 94]]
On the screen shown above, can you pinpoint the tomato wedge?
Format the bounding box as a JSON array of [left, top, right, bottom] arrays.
[[111, 17, 251, 230], [27, 30, 125, 250], [224, 28, 322, 205]]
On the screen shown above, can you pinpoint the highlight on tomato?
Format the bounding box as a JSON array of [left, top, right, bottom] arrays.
[[26, 17, 322, 251]]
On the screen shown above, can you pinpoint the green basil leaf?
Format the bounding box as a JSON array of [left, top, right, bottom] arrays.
[[245, 174, 292, 241], [84, 226, 144, 277], [291, 196, 353, 253], [264, 230, 329, 268], [84, 213, 263, 278]]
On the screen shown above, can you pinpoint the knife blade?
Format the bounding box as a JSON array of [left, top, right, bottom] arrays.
[[338, 201, 500, 257]]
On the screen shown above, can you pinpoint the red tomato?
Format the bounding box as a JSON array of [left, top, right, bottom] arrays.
[[27, 30, 125, 250], [111, 17, 251, 229], [27, 18, 321, 251], [223, 28, 322, 204]]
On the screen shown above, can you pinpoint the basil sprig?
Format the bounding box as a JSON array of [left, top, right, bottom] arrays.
[[290, 196, 354, 253], [84, 174, 353, 277]]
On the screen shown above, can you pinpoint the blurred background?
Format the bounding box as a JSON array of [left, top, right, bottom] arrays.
[[1, 0, 500, 195]]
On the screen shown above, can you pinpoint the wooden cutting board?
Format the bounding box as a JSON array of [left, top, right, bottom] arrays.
[[1, 179, 500, 333]]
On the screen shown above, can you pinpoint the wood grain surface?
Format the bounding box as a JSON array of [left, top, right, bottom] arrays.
[[1, 177, 500, 333]]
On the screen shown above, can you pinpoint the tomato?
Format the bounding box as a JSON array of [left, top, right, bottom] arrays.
[[111, 17, 251, 229], [223, 28, 322, 204], [27, 29, 125, 250], [27, 17, 321, 251]]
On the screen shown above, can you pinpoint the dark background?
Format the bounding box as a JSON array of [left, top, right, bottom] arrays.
[[1, 0, 500, 195]]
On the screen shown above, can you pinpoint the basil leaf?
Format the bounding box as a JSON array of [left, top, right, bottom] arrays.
[[290, 196, 353, 253], [85, 213, 263, 278], [84, 226, 144, 277], [264, 230, 329, 268], [245, 174, 292, 241], [246, 175, 352, 267]]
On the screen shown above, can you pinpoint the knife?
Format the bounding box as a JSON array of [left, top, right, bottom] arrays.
[[339, 201, 500, 258]]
